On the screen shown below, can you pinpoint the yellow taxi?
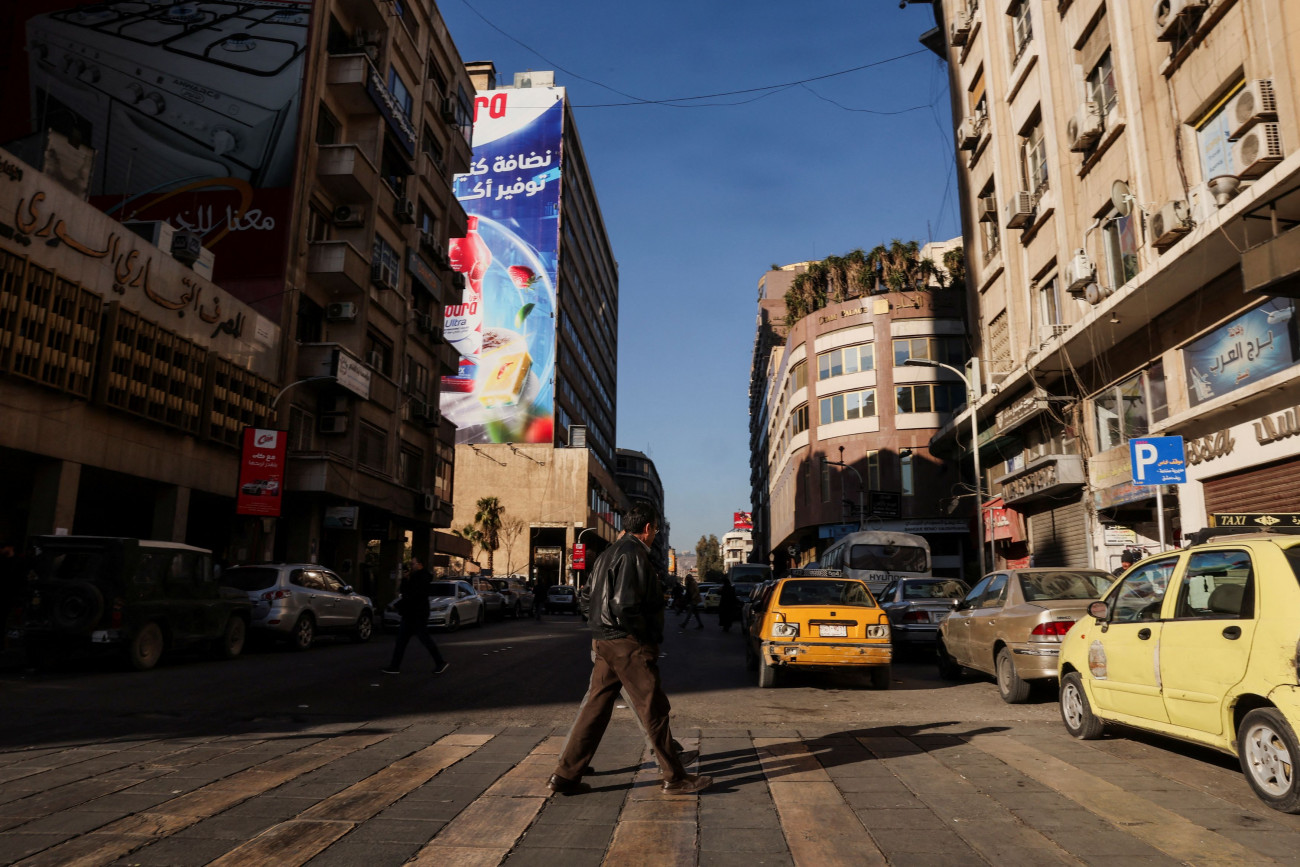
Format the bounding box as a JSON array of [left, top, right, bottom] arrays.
[[743, 568, 892, 689], [1058, 528, 1300, 813]]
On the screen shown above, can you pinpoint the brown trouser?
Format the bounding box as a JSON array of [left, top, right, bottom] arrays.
[[556, 637, 686, 784]]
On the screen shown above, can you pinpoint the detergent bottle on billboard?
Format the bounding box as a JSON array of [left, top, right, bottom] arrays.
[[443, 216, 491, 390]]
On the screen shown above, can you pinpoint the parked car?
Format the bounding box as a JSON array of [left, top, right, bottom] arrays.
[[744, 568, 892, 689], [545, 584, 578, 614], [21, 536, 251, 671], [382, 579, 485, 632], [1058, 528, 1300, 813], [740, 580, 774, 632], [698, 583, 722, 610], [475, 580, 508, 618], [489, 578, 534, 617], [222, 564, 374, 650], [240, 479, 280, 496], [937, 568, 1113, 703], [877, 577, 971, 649]]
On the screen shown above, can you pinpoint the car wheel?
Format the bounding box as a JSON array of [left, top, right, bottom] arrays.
[[1060, 672, 1105, 740], [996, 647, 1032, 704], [447, 610, 460, 633], [353, 611, 374, 643], [936, 640, 963, 681], [870, 665, 892, 690], [476, 605, 486, 628], [758, 656, 779, 689], [1238, 708, 1300, 813], [218, 617, 246, 659], [128, 623, 164, 671], [290, 614, 314, 651]]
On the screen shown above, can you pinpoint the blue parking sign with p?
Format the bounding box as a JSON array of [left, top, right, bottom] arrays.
[[1129, 436, 1187, 485]]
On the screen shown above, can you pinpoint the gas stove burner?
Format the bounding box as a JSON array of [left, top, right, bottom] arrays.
[[221, 32, 255, 51], [166, 3, 203, 22]]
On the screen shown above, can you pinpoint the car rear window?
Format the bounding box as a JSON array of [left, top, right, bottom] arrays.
[[848, 544, 928, 573], [550, 586, 574, 596], [36, 549, 116, 584], [1018, 571, 1112, 601], [902, 579, 970, 600], [222, 567, 280, 592], [777, 579, 875, 607]]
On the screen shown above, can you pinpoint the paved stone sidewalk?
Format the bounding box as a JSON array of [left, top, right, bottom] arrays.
[[2, 717, 1299, 866]]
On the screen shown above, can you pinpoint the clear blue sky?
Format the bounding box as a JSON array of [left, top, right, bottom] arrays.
[[439, 1, 957, 552]]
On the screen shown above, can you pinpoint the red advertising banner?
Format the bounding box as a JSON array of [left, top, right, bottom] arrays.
[[236, 427, 286, 517], [733, 511, 753, 530], [572, 543, 586, 570]]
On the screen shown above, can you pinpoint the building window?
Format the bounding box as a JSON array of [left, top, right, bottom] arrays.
[[1103, 208, 1140, 289], [426, 54, 448, 91], [896, 383, 966, 414], [970, 67, 987, 122], [1009, 0, 1033, 66], [821, 459, 831, 503], [819, 389, 876, 424], [979, 182, 1000, 262], [901, 453, 914, 497], [365, 331, 393, 377], [1087, 49, 1118, 117], [406, 356, 429, 399], [296, 297, 324, 343], [358, 422, 387, 471], [399, 444, 423, 489], [1195, 81, 1244, 183], [865, 451, 880, 490], [307, 205, 332, 243], [789, 359, 807, 394], [388, 66, 413, 120], [288, 405, 315, 452], [790, 403, 809, 436], [892, 336, 965, 367], [372, 235, 400, 289], [380, 138, 412, 197], [1094, 364, 1168, 452], [1020, 114, 1048, 196], [315, 104, 340, 146], [817, 343, 873, 381], [421, 124, 444, 172], [1038, 275, 1064, 342]]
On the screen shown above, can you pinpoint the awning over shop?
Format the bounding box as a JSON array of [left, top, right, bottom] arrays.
[[433, 530, 473, 559]]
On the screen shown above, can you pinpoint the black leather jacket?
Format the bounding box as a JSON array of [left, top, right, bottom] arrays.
[[587, 533, 664, 645]]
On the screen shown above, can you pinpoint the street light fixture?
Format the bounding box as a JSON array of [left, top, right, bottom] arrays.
[[903, 357, 987, 576]]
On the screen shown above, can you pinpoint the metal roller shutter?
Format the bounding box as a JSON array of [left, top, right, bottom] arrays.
[[1028, 495, 1089, 567], [1202, 457, 1300, 514]]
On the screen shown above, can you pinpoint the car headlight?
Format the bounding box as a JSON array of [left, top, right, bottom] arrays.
[[771, 622, 799, 638], [866, 624, 890, 639]]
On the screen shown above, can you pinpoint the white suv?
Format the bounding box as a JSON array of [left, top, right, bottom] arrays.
[[223, 564, 374, 650]]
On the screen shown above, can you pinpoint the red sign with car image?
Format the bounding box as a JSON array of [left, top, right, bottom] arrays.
[[236, 428, 286, 517]]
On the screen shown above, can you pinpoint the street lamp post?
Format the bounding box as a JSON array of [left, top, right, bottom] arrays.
[[903, 358, 986, 577]]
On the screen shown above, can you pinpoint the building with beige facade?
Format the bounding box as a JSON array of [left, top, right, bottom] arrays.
[[912, 0, 1300, 571]]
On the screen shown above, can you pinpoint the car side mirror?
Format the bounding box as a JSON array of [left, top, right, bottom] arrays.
[[1088, 600, 1109, 620], [342, 585, 353, 594], [950, 598, 962, 609]]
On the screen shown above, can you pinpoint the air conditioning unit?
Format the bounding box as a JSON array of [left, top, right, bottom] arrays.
[[409, 396, 427, 419], [326, 301, 358, 322], [416, 311, 436, 334], [440, 97, 458, 125], [1004, 190, 1034, 229], [977, 196, 997, 223], [1067, 101, 1103, 152], [568, 424, 587, 448], [956, 116, 981, 151], [420, 230, 446, 264], [414, 402, 440, 426], [419, 492, 437, 512], [366, 350, 383, 369], [171, 230, 202, 266], [395, 198, 415, 223], [333, 204, 365, 227], [950, 9, 972, 46], [1148, 200, 1191, 247], [1186, 182, 1218, 225], [1065, 250, 1095, 295], [319, 415, 349, 435], [1228, 79, 1277, 140], [1233, 122, 1284, 178], [371, 262, 397, 289], [1154, 0, 1208, 42]]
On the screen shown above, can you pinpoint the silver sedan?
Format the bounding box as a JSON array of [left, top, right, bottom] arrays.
[[383, 579, 485, 632]]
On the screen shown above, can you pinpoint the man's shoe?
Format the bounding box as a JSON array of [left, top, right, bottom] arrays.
[[381, 668, 400, 675], [662, 774, 712, 794], [675, 749, 699, 766], [547, 774, 591, 795], [434, 661, 450, 675]]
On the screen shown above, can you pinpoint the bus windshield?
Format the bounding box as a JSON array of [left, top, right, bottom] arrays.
[[847, 543, 928, 573]]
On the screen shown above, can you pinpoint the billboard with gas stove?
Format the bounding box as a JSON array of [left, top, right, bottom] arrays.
[[0, 0, 313, 320], [440, 86, 561, 445]]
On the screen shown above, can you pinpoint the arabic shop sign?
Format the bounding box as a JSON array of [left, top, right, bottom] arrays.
[[996, 388, 1049, 434], [1183, 301, 1300, 407], [333, 349, 372, 399], [366, 67, 417, 156], [996, 454, 1085, 505]]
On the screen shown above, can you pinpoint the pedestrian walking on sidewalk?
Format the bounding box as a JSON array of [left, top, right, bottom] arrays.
[[549, 503, 710, 797], [383, 557, 449, 675], [679, 574, 704, 629]]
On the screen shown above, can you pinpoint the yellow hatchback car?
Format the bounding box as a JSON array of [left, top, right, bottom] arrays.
[[1058, 529, 1300, 813], [743, 568, 892, 689]]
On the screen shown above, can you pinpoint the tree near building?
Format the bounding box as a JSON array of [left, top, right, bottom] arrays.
[[474, 496, 505, 574], [696, 534, 724, 582], [496, 517, 528, 576]]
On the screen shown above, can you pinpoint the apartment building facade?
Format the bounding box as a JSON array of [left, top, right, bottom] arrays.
[[919, 0, 1300, 571]]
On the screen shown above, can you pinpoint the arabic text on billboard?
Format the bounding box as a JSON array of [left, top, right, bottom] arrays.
[[1183, 301, 1299, 407], [440, 87, 561, 445]]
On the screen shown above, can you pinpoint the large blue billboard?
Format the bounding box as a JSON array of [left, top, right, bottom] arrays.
[[1183, 300, 1299, 407], [440, 87, 562, 444]]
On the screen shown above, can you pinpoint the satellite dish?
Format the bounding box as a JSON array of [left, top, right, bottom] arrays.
[[1111, 180, 1134, 217]]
